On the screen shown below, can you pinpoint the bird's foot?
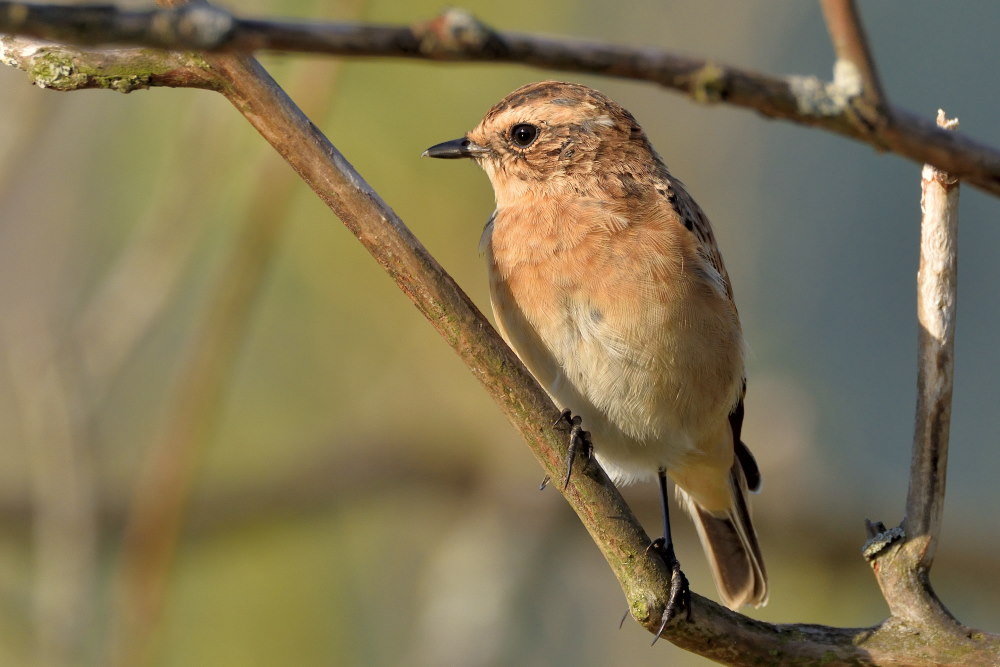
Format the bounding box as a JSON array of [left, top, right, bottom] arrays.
[[646, 538, 691, 644], [546, 409, 593, 490]]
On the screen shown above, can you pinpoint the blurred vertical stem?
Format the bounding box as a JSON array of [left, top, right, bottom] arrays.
[[73, 142, 216, 406], [110, 18, 354, 666], [6, 324, 97, 667]]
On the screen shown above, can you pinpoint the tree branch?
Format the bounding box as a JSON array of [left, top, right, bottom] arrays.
[[5, 3, 1000, 199]]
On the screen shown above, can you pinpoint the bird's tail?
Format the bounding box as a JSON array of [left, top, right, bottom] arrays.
[[677, 450, 768, 609]]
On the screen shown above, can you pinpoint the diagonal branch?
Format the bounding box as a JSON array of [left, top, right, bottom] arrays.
[[5, 3, 1000, 199]]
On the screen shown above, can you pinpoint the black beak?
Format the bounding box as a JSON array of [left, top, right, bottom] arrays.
[[422, 137, 488, 159]]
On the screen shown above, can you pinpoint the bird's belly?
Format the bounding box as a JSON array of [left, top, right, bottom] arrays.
[[544, 310, 701, 483], [490, 272, 736, 485]]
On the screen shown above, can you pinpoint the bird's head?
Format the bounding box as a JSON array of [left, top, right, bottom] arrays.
[[424, 81, 658, 206]]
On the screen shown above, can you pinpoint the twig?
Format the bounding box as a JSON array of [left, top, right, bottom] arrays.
[[4, 5, 1000, 199], [863, 111, 962, 632], [908, 111, 960, 567]]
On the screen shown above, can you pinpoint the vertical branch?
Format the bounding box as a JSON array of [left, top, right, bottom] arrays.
[[820, 0, 885, 102], [820, 0, 889, 132], [905, 110, 960, 569]]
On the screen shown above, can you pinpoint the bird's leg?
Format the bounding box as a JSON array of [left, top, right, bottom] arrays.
[[545, 409, 593, 490], [648, 468, 691, 643]]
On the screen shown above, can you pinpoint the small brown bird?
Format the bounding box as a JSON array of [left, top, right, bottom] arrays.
[[424, 81, 767, 620]]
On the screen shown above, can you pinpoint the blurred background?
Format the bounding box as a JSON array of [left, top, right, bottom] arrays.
[[2, 1, 999, 665]]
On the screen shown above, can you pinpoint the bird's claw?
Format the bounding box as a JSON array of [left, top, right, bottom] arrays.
[[648, 538, 691, 644], [551, 409, 593, 489]]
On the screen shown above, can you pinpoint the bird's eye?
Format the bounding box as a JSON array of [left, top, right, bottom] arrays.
[[509, 123, 538, 148]]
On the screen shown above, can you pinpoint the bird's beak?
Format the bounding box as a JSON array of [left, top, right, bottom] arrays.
[[422, 137, 489, 159]]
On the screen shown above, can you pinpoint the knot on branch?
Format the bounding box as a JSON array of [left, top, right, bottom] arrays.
[[149, 5, 234, 50], [689, 62, 729, 104], [23, 45, 92, 90], [787, 59, 891, 146], [787, 59, 862, 119], [862, 520, 905, 561], [412, 9, 506, 59]]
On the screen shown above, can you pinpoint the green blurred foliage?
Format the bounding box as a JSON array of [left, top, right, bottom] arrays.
[[2, 1, 1000, 666]]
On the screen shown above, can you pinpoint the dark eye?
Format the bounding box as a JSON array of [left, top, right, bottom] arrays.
[[509, 123, 538, 148]]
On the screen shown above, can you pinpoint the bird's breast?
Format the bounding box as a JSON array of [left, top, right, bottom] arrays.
[[486, 202, 744, 452]]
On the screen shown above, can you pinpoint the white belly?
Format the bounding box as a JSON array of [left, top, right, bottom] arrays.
[[489, 270, 739, 485]]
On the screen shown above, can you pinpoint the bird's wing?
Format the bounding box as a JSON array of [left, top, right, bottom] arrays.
[[658, 175, 736, 303]]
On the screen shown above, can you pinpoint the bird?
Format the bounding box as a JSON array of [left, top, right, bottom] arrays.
[[423, 81, 767, 624]]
